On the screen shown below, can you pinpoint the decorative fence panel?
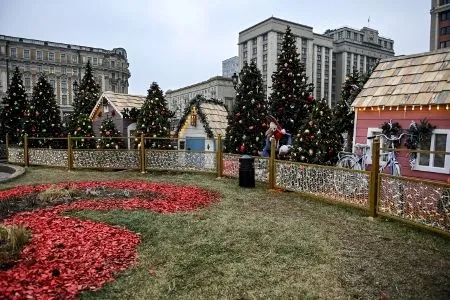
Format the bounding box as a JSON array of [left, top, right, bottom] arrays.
[[8, 148, 23, 164], [379, 175, 450, 232], [276, 160, 370, 209], [255, 157, 270, 183], [223, 153, 240, 178], [146, 150, 216, 172], [29, 149, 67, 167], [73, 150, 140, 169]]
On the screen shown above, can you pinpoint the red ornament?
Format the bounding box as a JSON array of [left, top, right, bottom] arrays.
[[307, 95, 314, 102], [240, 144, 246, 152], [236, 112, 241, 116]]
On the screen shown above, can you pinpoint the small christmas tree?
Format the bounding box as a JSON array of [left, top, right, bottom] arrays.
[[71, 113, 95, 149], [20, 74, 63, 148], [0, 67, 28, 145], [292, 99, 341, 164], [135, 82, 172, 148], [97, 118, 123, 149], [268, 26, 314, 134], [332, 70, 370, 152], [72, 61, 100, 115], [224, 60, 267, 155]]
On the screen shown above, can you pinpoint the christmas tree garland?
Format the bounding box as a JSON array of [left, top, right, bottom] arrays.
[[176, 96, 227, 138], [405, 119, 436, 150]]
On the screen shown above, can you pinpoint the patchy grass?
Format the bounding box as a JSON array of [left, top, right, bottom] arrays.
[[0, 224, 30, 270], [3, 167, 450, 299]]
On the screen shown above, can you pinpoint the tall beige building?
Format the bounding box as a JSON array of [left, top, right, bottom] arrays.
[[430, 0, 450, 50], [238, 17, 395, 106], [0, 35, 130, 117]]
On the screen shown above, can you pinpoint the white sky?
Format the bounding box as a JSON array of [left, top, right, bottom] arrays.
[[0, 0, 431, 95]]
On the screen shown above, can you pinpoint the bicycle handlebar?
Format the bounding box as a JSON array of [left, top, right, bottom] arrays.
[[367, 133, 411, 141]]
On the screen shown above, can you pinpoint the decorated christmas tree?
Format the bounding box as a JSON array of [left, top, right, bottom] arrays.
[[20, 74, 63, 148], [72, 61, 100, 115], [97, 118, 123, 149], [292, 98, 342, 164], [71, 113, 96, 149], [0, 67, 28, 145], [332, 70, 370, 152], [268, 26, 314, 134], [224, 60, 267, 155], [135, 82, 172, 148]]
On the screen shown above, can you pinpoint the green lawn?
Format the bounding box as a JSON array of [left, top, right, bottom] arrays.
[[2, 167, 450, 299]]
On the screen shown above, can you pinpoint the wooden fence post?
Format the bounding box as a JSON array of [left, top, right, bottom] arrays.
[[67, 134, 73, 171], [24, 134, 29, 167], [369, 137, 381, 217], [268, 137, 276, 190], [216, 135, 223, 178], [140, 133, 146, 173]]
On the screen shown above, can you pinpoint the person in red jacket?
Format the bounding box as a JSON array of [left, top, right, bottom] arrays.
[[259, 116, 291, 157]]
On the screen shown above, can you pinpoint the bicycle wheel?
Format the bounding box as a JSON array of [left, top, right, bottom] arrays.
[[334, 156, 361, 196]]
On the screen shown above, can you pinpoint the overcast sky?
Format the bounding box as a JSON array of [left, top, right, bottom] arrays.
[[0, 0, 430, 95]]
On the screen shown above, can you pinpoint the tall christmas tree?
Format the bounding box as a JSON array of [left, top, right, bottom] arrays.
[[0, 67, 28, 145], [224, 60, 268, 155], [67, 61, 100, 148], [136, 82, 172, 148], [97, 118, 123, 149], [268, 26, 314, 134], [20, 74, 63, 148], [72, 61, 100, 115], [292, 98, 341, 165], [332, 70, 370, 152]]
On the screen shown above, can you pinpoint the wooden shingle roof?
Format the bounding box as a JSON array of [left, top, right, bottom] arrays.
[[199, 102, 229, 137], [89, 91, 146, 119], [352, 48, 450, 108]]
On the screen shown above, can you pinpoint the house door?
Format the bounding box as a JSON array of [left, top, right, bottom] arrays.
[[185, 137, 205, 151], [185, 137, 205, 169]]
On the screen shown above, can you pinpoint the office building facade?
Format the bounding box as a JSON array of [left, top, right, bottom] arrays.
[[238, 17, 394, 106], [0, 35, 130, 116], [430, 0, 450, 50], [222, 56, 239, 78]]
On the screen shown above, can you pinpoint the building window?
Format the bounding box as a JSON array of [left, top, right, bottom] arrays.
[[93, 57, 98, 65], [50, 66, 54, 74], [384, 41, 387, 48], [263, 74, 267, 81], [252, 38, 257, 46], [61, 79, 68, 105], [353, 32, 358, 40], [111, 61, 115, 68], [263, 54, 267, 62], [87, 57, 92, 64], [25, 64, 30, 72], [73, 68, 78, 76], [23, 49, 30, 59], [346, 31, 351, 38], [440, 11, 450, 21], [360, 34, 364, 42], [263, 33, 268, 41], [263, 44, 268, 51], [263, 64, 267, 71], [243, 43, 247, 50], [338, 32, 343, 39], [10, 48, 17, 58], [277, 42, 282, 50], [37, 65, 43, 73], [277, 33, 283, 40], [62, 67, 66, 75], [50, 79, 55, 90], [252, 48, 257, 55], [60, 53, 66, 62], [24, 77, 31, 90], [72, 55, 78, 63], [415, 130, 450, 174], [243, 51, 247, 59], [49, 52, 55, 61]]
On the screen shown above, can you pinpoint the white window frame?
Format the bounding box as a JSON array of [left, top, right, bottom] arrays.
[[61, 79, 68, 105], [36, 50, 42, 60], [365, 127, 386, 165], [415, 129, 450, 174], [93, 57, 98, 65], [10, 47, 17, 58], [23, 49, 30, 59], [49, 52, 55, 61], [72, 55, 78, 63]]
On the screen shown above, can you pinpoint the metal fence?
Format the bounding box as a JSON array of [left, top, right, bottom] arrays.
[[5, 134, 450, 235]]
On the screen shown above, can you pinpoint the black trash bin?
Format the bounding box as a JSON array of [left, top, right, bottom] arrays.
[[239, 155, 255, 188]]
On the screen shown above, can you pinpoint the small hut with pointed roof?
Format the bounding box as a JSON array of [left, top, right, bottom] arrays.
[[352, 48, 450, 181]]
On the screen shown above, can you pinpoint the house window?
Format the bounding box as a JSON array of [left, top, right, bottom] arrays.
[[338, 32, 343, 39], [72, 55, 78, 63], [252, 48, 257, 55], [415, 130, 450, 174], [263, 33, 268, 41], [37, 65, 43, 73], [263, 54, 267, 62], [346, 31, 351, 38], [263, 44, 268, 51], [60, 53, 66, 62], [243, 51, 247, 59], [252, 38, 257, 46], [10, 48, 17, 58], [61, 79, 68, 105], [111, 61, 115, 68], [243, 43, 247, 50], [102, 99, 109, 113], [93, 57, 98, 65], [24, 49, 30, 59], [366, 128, 386, 165], [263, 64, 267, 71], [49, 52, 55, 61]]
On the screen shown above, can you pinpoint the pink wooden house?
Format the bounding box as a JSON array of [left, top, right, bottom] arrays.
[[352, 48, 450, 182]]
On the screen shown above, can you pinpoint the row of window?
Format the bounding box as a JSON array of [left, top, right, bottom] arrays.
[[12, 64, 79, 76], [7, 47, 123, 69], [439, 10, 450, 21], [439, 40, 450, 48], [21, 76, 70, 105], [332, 31, 393, 49], [440, 26, 450, 35]]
